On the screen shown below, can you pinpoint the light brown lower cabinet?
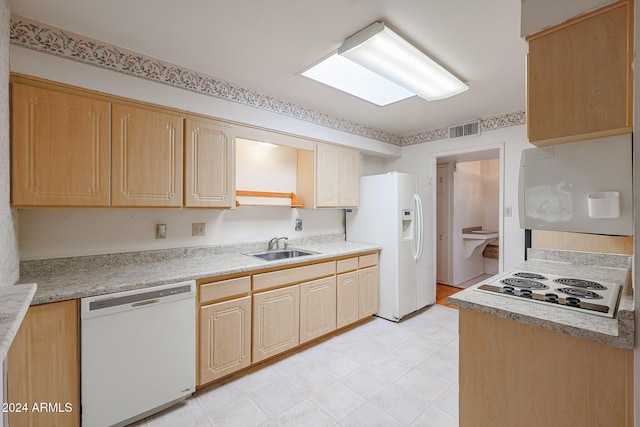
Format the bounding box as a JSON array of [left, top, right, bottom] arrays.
[[197, 252, 380, 387], [299, 276, 337, 344], [199, 296, 252, 385], [337, 271, 359, 328], [7, 300, 80, 427], [459, 309, 633, 427], [252, 285, 300, 363], [358, 266, 379, 318]]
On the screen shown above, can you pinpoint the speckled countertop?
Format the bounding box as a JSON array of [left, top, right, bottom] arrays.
[[16, 235, 380, 306], [0, 283, 36, 361], [447, 248, 634, 349]]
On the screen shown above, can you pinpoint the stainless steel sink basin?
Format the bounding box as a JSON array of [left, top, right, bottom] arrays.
[[244, 249, 319, 261]]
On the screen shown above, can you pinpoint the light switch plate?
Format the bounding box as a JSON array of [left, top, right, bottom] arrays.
[[156, 224, 167, 239]]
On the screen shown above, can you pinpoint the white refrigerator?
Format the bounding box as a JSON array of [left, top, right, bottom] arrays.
[[346, 172, 436, 321]]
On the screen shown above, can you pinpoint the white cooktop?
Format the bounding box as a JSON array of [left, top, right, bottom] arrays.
[[474, 269, 621, 318]]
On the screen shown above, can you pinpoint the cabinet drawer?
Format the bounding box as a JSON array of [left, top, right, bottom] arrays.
[[359, 253, 378, 268], [336, 257, 358, 274], [253, 261, 336, 292], [199, 276, 251, 304]]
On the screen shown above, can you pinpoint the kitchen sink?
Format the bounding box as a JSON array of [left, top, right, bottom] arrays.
[[244, 249, 319, 261]]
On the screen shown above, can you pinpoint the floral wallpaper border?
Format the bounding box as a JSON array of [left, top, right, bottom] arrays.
[[9, 15, 525, 147], [402, 110, 527, 146]]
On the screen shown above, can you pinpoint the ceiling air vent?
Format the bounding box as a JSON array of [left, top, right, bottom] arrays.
[[448, 120, 481, 139]]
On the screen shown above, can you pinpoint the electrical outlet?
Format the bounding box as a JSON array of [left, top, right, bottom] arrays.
[[156, 224, 167, 239], [504, 206, 513, 217], [192, 223, 206, 236]]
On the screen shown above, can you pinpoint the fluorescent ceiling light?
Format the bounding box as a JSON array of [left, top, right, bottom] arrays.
[[339, 22, 469, 101], [301, 51, 414, 106]]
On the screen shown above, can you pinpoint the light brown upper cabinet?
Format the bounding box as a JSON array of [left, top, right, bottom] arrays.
[[185, 117, 235, 208], [338, 146, 359, 206], [298, 143, 360, 208], [11, 82, 111, 207], [526, 0, 633, 146], [111, 104, 184, 207]]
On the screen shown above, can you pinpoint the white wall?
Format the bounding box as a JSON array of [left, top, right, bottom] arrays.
[[521, 0, 615, 36], [0, 0, 17, 287], [236, 139, 304, 206], [385, 125, 533, 272], [360, 154, 388, 177], [0, 0, 13, 423], [19, 207, 344, 260], [446, 159, 500, 285], [452, 161, 485, 285], [482, 159, 500, 231]]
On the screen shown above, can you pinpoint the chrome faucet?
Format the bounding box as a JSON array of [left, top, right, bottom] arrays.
[[277, 237, 289, 250], [268, 237, 278, 251], [268, 236, 288, 251]]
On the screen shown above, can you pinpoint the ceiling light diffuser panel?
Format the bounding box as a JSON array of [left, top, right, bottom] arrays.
[[339, 22, 468, 101], [301, 52, 415, 106], [301, 21, 468, 106]]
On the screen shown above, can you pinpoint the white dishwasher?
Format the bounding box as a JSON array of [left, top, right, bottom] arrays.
[[81, 281, 196, 427]]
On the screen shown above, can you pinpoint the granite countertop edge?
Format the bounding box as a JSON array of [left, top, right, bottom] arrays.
[[447, 250, 635, 350], [449, 296, 634, 350], [17, 241, 381, 306], [0, 283, 37, 361]]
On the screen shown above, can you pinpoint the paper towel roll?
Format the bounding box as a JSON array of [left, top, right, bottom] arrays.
[[588, 192, 620, 219]]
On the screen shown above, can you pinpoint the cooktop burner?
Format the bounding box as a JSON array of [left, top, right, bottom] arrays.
[[553, 278, 606, 290], [500, 278, 548, 290], [513, 272, 547, 280], [474, 269, 621, 318], [556, 288, 602, 299]]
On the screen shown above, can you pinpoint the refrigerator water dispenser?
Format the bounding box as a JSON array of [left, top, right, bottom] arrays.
[[402, 209, 414, 240]]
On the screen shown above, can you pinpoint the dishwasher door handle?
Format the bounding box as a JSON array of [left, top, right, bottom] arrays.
[[131, 299, 160, 308]]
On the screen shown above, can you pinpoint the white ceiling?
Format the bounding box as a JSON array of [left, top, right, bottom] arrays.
[[9, 0, 528, 138]]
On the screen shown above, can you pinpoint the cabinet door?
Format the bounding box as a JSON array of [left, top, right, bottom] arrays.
[[337, 271, 359, 328], [7, 300, 80, 427], [11, 83, 111, 207], [185, 118, 235, 208], [300, 276, 336, 344], [199, 296, 251, 385], [253, 285, 300, 363], [315, 143, 340, 207], [359, 266, 379, 319], [112, 104, 183, 206], [527, 1, 632, 145], [338, 148, 359, 207]]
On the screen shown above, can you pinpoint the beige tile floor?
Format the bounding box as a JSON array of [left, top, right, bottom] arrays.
[[134, 304, 459, 427]]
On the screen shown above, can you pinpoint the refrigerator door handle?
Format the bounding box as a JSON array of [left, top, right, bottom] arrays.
[[413, 194, 424, 260], [411, 194, 418, 259]]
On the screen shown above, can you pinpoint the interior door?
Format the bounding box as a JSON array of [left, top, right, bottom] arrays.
[[436, 164, 452, 285]]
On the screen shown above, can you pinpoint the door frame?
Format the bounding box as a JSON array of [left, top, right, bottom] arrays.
[[428, 142, 505, 276]]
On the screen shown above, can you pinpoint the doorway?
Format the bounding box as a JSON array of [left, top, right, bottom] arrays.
[[430, 145, 504, 290]]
